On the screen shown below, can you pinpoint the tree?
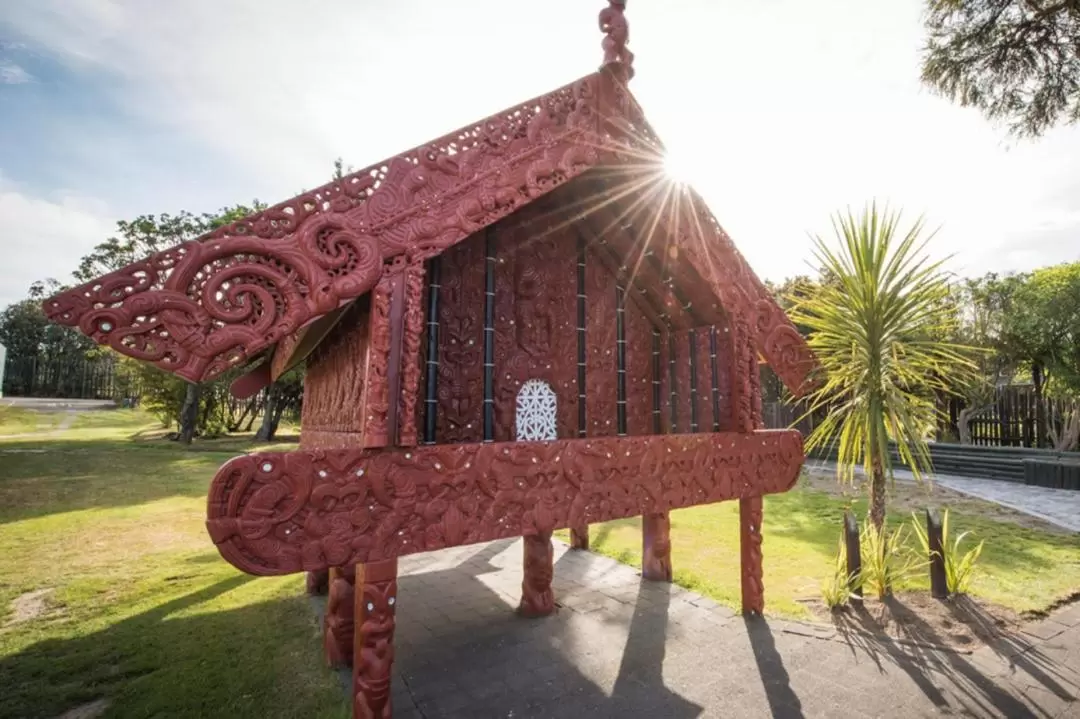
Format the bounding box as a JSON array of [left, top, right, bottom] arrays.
[[790, 204, 978, 535], [922, 0, 1080, 138]]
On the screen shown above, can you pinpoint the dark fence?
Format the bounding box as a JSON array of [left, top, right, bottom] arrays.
[[946, 385, 1075, 449], [2, 353, 138, 400]]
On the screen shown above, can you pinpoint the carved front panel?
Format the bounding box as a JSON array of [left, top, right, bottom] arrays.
[[624, 295, 654, 436], [205, 429, 804, 576], [435, 233, 486, 444], [491, 205, 579, 441], [585, 246, 618, 436]]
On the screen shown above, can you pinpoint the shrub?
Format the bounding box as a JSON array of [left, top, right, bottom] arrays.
[[911, 510, 985, 596], [821, 536, 855, 610], [860, 522, 926, 599]]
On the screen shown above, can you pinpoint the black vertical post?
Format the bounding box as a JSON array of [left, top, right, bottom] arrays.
[[688, 329, 699, 433], [843, 511, 862, 598], [577, 236, 587, 438], [423, 257, 442, 444], [652, 329, 662, 434], [709, 325, 721, 432], [616, 284, 627, 436], [926, 509, 948, 599], [483, 228, 496, 443], [668, 333, 678, 433]]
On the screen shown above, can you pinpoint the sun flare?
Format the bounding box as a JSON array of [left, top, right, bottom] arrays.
[[662, 149, 699, 187]]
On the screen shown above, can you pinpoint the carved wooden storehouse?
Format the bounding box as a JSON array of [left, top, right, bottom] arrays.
[[44, 3, 815, 716]]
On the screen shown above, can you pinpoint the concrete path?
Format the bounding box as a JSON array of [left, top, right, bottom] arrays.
[[373, 539, 1079, 718], [806, 459, 1080, 533], [1, 397, 116, 412]]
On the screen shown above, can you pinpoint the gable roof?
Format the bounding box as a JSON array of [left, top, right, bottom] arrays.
[[43, 31, 814, 398]]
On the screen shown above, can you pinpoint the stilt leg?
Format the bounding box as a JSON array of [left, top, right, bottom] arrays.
[[740, 496, 764, 615], [641, 512, 672, 582], [569, 525, 590, 550], [518, 533, 555, 617], [307, 569, 330, 595], [353, 559, 398, 719], [325, 566, 356, 667]]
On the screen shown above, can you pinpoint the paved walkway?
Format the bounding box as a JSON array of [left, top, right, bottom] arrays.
[[366, 539, 1080, 718], [806, 459, 1080, 533]]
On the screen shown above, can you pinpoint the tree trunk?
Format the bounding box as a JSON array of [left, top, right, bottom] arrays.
[[1033, 362, 1047, 448], [254, 388, 277, 441], [178, 382, 200, 445], [868, 452, 886, 533], [957, 406, 975, 445]]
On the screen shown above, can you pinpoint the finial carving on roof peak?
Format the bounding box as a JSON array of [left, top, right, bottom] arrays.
[[599, 0, 634, 80]]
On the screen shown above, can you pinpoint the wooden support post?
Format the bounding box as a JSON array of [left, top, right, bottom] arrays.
[[641, 512, 672, 582], [740, 496, 764, 615], [926, 509, 948, 599], [325, 565, 357, 668], [518, 533, 555, 617], [570, 527, 590, 550], [843, 511, 862, 598], [353, 559, 398, 719], [306, 569, 329, 596]]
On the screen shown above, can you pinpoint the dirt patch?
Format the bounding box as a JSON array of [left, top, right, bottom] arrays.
[[803, 590, 1028, 653], [6, 588, 53, 625], [54, 699, 110, 719], [800, 469, 1069, 533]]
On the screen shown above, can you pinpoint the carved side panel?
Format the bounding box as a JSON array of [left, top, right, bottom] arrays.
[[300, 298, 372, 445], [490, 205, 579, 442], [206, 430, 805, 575], [435, 233, 485, 444], [624, 293, 655, 436], [362, 276, 394, 448], [713, 321, 736, 433], [585, 247, 618, 437], [673, 330, 694, 432], [659, 330, 675, 434]]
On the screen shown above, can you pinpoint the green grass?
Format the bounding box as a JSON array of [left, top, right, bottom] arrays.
[[0, 409, 346, 719], [0, 406, 62, 435], [558, 477, 1080, 619]]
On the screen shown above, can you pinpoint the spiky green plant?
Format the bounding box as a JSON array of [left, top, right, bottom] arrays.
[[911, 510, 986, 596], [821, 535, 856, 610], [790, 203, 978, 531], [859, 522, 927, 599]]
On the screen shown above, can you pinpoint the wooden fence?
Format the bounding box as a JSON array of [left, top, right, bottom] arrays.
[[1, 353, 139, 401], [946, 386, 1076, 449]]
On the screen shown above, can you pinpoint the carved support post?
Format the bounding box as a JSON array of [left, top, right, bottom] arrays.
[[306, 569, 329, 595], [518, 533, 555, 617], [570, 526, 590, 550], [353, 559, 398, 719], [641, 511, 672, 582], [325, 565, 357, 668], [740, 497, 764, 615]]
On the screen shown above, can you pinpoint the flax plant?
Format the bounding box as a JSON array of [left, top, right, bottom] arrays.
[[790, 203, 978, 533]]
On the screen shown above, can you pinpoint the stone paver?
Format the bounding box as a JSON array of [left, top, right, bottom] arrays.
[[346, 539, 1080, 718], [806, 459, 1080, 533]]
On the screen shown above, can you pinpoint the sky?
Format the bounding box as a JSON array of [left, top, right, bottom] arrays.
[[1, 0, 1079, 310]]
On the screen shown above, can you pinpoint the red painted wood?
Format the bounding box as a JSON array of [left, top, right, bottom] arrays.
[[353, 559, 397, 719], [205, 430, 803, 576]]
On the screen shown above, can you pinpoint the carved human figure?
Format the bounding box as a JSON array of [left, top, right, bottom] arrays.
[[353, 560, 398, 719], [325, 565, 356, 667], [642, 512, 672, 582], [599, 0, 635, 74], [519, 533, 556, 617]]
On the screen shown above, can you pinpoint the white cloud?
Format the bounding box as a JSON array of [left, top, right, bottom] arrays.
[[0, 174, 117, 308], [0, 62, 33, 84], [2, 0, 1079, 287]]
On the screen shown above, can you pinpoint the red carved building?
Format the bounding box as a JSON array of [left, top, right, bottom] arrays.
[[44, 3, 815, 716]]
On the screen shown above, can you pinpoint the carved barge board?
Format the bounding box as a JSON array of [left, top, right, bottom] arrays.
[[205, 429, 803, 576]]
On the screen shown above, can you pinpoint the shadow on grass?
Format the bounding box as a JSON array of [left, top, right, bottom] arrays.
[[0, 574, 346, 719], [0, 433, 296, 525], [833, 595, 1075, 718]]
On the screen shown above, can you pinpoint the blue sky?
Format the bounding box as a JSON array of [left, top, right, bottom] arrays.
[[2, 0, 1080, 310]]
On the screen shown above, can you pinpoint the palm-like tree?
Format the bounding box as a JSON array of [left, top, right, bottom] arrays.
[[791, 203, 977, 532]]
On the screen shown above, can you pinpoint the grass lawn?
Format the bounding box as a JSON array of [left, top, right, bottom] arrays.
[[557, 481, 1080, 619], [0, 409, 347, 719], [0, 405, 62, 435], [2, 408, 1078, 717]]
